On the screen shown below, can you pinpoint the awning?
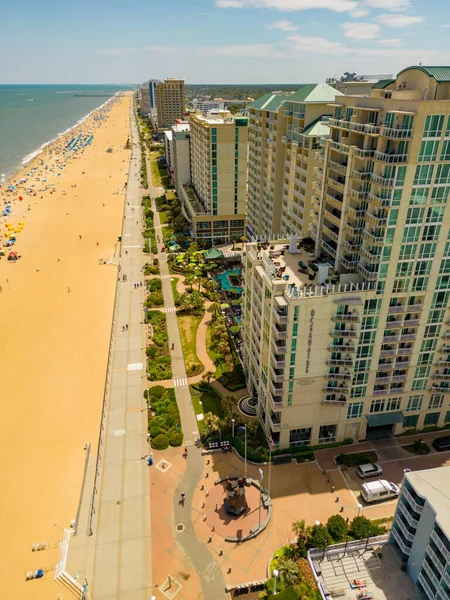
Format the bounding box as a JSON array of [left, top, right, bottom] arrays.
[[275, 295, 288, 306], [367, 411, 404, 427], [204, 248, 224, 260]]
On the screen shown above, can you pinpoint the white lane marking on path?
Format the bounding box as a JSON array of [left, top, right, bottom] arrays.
[[161, 274, 171, 280], [123, 245, 142, 249], [164, 307, 176, 313], [123, 233, 132, 237], [173, 377, 188, 388], [127, 362, 144, 371], [113, 429, 126, 436]]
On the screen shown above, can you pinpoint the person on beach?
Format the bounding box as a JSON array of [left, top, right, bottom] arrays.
[[79, 235, 82, 240], [67, 287, 70, 293]]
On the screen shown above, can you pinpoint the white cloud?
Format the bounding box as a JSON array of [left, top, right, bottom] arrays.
[[364, 0, 411, 10], [377, 13, 424, 26], [343, 21, 380, 39], [284, 34, 345, 54], [216, 0, 358, 12], [267, 20, 298, 30], [377, 38, 403, 46], [442, 24, 450, 28], [351, 8, 370, 17]]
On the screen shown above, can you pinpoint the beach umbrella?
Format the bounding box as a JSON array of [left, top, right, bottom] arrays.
[[18, 196, 23, 201]]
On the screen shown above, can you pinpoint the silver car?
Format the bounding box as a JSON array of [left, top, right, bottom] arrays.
[[357, 462, 383, 479]]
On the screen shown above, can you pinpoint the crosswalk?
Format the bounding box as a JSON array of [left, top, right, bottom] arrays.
[[173, 377, 188, 388], [164, 307, 176, 313], [161, 274, 171, 280]]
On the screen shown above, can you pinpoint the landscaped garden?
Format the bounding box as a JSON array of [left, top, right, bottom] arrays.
[[261, 515, 390, 598], [145, 277, 164, 308], [141, 196, 156, 254], [177, 313, 204, 377], [145, 386, 183, 449], [145, 310, 172, 381]]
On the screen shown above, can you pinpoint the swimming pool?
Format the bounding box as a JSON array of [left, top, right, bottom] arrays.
[[214, 269, 242, 294]]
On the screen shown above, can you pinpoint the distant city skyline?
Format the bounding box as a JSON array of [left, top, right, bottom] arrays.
[[1, 0, 449, 84]]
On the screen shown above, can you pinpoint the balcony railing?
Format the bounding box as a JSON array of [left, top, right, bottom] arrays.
[[397, 500, 419, 528], [323, 397, 347, 405], [329, 343, 356, 352], [326, 372, 352, 380], [347, 206, 366, 219], [348, 188, 368, 201], [389, 305, 405, 314], [359, 247, 381, 263], [333, 312, 360, 322], [268, 414, 282, 431], [328, 178, 345, 193], [365, 213, 388, 227], [323, 385, 350, 393], [328, 159, 347, 174], [321, 239, 337, 257], [340, 256, 358, 269], [380, 126, 413, 139], [327, 358, 354, 366], [356, 263, 378, 280], [385, 319, 403, 329], [267, 393, 283, 411], [271, 353, 286, 369], [370, 173, 395, 188], [342, 239, 361, 253], [433, 373, 450, 380], [383, 334, 400, 343], [324, 193, 343, 211], [374, 151, 408, 164], [362, 229, 385, 245], [274, 311, 288, 325], [396, 516, 415, 543], [380, 349, 397, 357], [351, 169, 372, 181], [403, 485, 424, 515], [329, 140, 349, 154], [368, 193, 392, 208], [330, 328, 358, 338], [401, 333, 416, 342], [353, 147, 375, 159], [345, 223, 363, 236], [391, 526, 411, 555], [272, 324, 288, 340], [269, 366, 284, 383], [373, 388, 389, 396]]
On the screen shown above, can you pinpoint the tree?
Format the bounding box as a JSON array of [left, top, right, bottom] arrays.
[[292, 520, 310, 552], [202, 413, 220, 440], [277, 558, 301, 587], [184, 274, 195, 292], [326, 515, 348, 542], [210, 302, 221, 320], [222, 394, 235, 415], [309, 524, 332, 550], [202, 370, 215, 385], [350, 516, 373, 540]]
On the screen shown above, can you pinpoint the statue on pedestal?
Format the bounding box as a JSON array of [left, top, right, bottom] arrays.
[[224, 477, 247, 516]]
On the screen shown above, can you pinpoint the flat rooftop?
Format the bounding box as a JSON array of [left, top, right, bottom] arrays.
[[310, 540, 422, 600], [254, 242, 331, 290], [406, 466, 450, 536]]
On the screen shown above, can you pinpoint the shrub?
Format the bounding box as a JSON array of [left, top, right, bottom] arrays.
[[169, 431, 183, 447], [153, 331, 168, 346], [146, 346, 157, 358], [149, 423, 162, 438], [327, 515, 348, 542], [349, 516, 385, 539], [151, 433, 169, 450], [149, 279, 162, 292], [336, 451, 378, 467], [148, 385, 166, 400], [309, 524, 332, 550]]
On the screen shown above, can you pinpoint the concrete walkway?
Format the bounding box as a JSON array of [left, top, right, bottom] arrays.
[[84, 105, 152, 599], [149, 159, 227, 599]]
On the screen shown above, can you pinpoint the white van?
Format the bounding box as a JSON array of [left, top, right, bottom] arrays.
[[361, 479, 400, 504]]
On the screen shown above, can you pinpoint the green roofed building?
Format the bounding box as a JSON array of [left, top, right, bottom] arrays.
[[247, 84, 343, 240]]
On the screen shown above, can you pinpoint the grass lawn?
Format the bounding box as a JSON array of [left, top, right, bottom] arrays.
[[206, 323, 225, 379], [171, 277, 179, 300], [159, 211, 169, 225], [177, 313, 205, 377], [162, 226, 174, 243], [149, 151, 163, 187], [191, 386, 224, 417], [166, 190, 177, 201]]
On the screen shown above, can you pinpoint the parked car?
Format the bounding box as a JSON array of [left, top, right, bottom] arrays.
[[433, 435, 450, 451], [361, 480, 399, 504], [357, 463, 383, 479]]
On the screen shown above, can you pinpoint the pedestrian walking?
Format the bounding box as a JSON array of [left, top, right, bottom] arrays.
[[180, 492, 186, 506], [78, 235, 82, 240], [140, 281, 142, 287], [67, 287, 71, 293], [96, 242, 99, 246], [126, 324, 128, 330], [125, 250, 128, 255]]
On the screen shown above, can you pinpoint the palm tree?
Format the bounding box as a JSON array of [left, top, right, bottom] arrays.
[[217, 341, 229, 355], [202, 413, 220, 441], [222, 394, 235, 415], [292, 519, 311, 551], [184, 273, 195, 292], [210, 302, 221, 320], [278, 558, 301, 587]]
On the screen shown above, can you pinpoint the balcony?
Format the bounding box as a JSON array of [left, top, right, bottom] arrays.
[[375, 376, 391, 384], [328, 159, 348, 174], [374, 151, 408, 164], [333, 312, 360, 322], [408, 304, 423, 312], [271, 339, 287, 355], [327, 357, 354, 366], [404, 319, 420, 327], [442, 331, 450, 340], [269, 379, 284, 396], [391, 526, 411, 555], [328, 177, 345, 193], [323, 208, 342, 227], [397, 347, 413, 356], [347, 206, 366, 219], [392, 374, 408, 382], [329, 117, 350, 130], [269, 366, 284, 383], [351, 169, 372, 181], [431, 531, 450, 564], [330, 328, 358, 338], [383, 334, 400, 343], [267, 393, 283, 411], [373, 388, 389, 396], [438, 359, 450, 367], [324, 193, 343, 211], [417, 572, 435, 600], [348, 188, 368, 201], [329, 140, 349, 154], [326, 372, 352, 381], [360, 247, 381, 264], [385, 319, 403, 329], [380, 348, 397, 357], [321, 239, 337, 257], [362, 229, 385, 245], [370, 173, 395, 188], [323, 385, 350, 393], [380, 126, 413, 139], [433, 372, 450, 380], [368, 193, 392, 208], [396, 516, 416, 543], [440, 345, 450, 353], [268, 413, 282, 431], [329, 343, 356, 352], [356, 263, 378, 280], [403, 485, 424, 515], [323, 225, 339, 242], [365, 213, 388, 227], [397, 499, 419, 528], [342, 239, 361, 253], [401, 333, 416, 342], [345, 223, 363, 236], [323, 396, 347, 405], [340, 256, 358, 269], [422, 561, 441, 593], [272, 324, 288, 340], [274, 311, 288, 325], [271, 353, 286, 369]]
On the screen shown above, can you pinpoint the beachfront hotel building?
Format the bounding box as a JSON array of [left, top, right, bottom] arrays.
[[170, 122, 191, 199], [138, 84, 151, 115], [156, 78, 186, 130], [149, 79, 159, 110], [180, 110, 248, 243], [247, 84, 342, 240], [243, 65, 450, 448], [390, 466, 450, 600]]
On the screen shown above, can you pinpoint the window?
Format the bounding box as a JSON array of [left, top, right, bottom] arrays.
[[414, 164, 434, 185], [361, 316, 379, 330], [419, 242, 436, 259], [422, 225, 441, 241], [410, 188, 429, 205], [423, 114, 444, 137], [437, 275, 450, 290], [426, 206, 445, 223], [432, 291, 450, 308], [431, 186, 450, 204], [441, 140, 450, 161], [429, 394, 443, 409], [364, 299, 381, 314], [402, 227, 420, 243], [386, 397, 401, 411], [445, 411, 450, 423], [399, 244, 416, 260], [350, 386, 367, 398], [412, 277, 429, 292], [396, 262, 413, 277], [440, 259, 450, 274], [406, 394, 423, 411], [347, 402, 364, 419], [404, 414, 419, 428], [370, 399, 385, 413], [424, 412, 440, 426], [415, 260, 432, 276], [436, 164, 450, 184], [418, 140, 439, 162]]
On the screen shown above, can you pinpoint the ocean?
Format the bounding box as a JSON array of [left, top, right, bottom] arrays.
[[0, 84, 134, 179]]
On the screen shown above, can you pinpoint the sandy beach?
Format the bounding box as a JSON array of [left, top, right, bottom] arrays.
[[0, 93, 131, 598]]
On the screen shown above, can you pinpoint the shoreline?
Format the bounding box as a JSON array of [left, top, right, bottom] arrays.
[[0, 92, 132, 599], [1, 92, 123, 185]]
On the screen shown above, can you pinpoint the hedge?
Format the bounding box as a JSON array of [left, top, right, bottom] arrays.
[[151, 434, 169, 450], [169, 431, 183, 447]]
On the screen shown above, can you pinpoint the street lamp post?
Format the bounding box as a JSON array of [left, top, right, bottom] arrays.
[[239, 425, 247, 478], [273, 569, 279, 595], [357, 503, 362, 517], [258, 468, 264, 531], [231, 418, 235, 438]]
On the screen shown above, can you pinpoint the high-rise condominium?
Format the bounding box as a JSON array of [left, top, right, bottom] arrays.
[[156, 78, 186, 130], [180, 110, 248, 243], [243, 66, 450, 448], [247, 84, 342, 240]]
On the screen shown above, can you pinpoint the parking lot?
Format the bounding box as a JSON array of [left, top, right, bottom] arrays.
[[317, 431, 450, 517]]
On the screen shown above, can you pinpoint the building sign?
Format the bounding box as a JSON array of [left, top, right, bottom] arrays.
[[306, 309, 315, 374], [296, 377, 315, 387]]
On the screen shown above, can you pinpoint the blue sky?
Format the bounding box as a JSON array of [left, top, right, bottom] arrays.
[[1, 0, 449, 84]]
